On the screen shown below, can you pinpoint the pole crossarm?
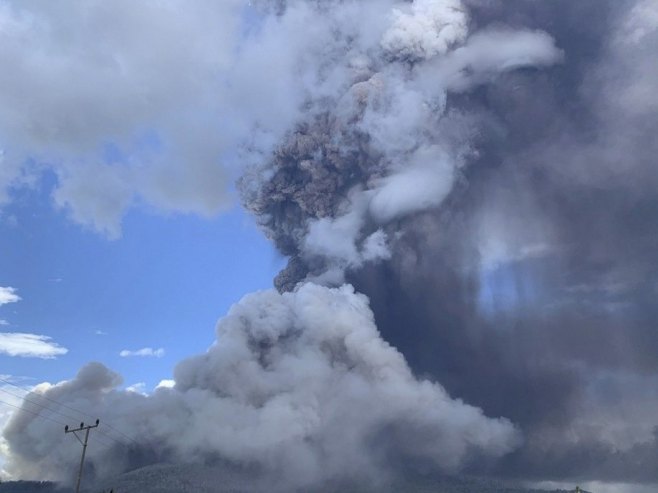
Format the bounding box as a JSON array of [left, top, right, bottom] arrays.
[[64, 419, 100, 434], [64, 419, 100, 493]]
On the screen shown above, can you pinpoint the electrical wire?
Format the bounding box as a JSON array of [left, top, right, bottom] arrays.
[[0, 398, 124, 475], [0, 378, 139, 446], [0, 396, 122, 455], [0, 386, 81, 423], [0, 396, 68, 427]]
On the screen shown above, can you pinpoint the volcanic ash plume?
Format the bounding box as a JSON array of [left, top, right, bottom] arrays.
[[3, 0, 561, 487], [3, 284, 519, 489], [5, 0, 658, 489], [242, 0, 658, 486], [240, 0, 561, 290]]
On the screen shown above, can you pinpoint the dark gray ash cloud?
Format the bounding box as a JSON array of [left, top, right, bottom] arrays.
[[241, 0, 658, 485]]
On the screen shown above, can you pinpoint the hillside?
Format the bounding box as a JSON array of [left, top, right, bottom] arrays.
[[0, 466, 590, 493]]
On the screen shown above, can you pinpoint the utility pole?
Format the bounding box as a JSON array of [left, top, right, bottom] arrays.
[[64, 419, 100, 493]]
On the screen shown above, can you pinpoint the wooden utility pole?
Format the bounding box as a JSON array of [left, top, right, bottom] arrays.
[[65, 419, 100, 493]]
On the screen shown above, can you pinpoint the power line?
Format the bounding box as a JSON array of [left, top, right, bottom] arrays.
[[0, 397, 68, 427], [0, 397, 122, 493], [0, 377, 140, 446], [103, 422, 140, 446], [0, 387, 124, 447], [0, 397, 119, 458], [12, 377, 139, 445], [86, 432, 116, 450], [0, 376, 102, 418], [96, 429, 127, 447], [0, 386, 81, 423]]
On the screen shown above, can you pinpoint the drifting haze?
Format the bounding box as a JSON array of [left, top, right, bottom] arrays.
[[2, 0, 658, 490]]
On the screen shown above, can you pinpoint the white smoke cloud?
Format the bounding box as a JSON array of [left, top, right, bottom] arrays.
[[0, 377, 28, 480], [622, 0, 658, 44], [303, 190, 393, 283], [304, 197, 367, 267], [3, 283, 520, 487], [286, 17, 562, 285], [424, 28, 564, 92], [605, 0, 658, 117], [369, 145, 458, 223], [382, 0, 468, 60]]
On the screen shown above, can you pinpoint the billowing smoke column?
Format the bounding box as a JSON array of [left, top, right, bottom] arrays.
[[4, 285, 519, 489], [4, 0, 658, 489], [246, 0, 658, 485], [240, 0, 561, 291]]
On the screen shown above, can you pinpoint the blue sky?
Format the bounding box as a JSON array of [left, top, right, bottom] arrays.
[[0, 173, 284, 391]]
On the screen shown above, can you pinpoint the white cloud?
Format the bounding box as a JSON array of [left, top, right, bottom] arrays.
[[94, 329, 108, 336], [119, 347, 165, 358], [155, 379, 175, 390], [0, 333, 68, 359], [0, 1, 244, 236], [0, 320, 8, 326], [0, 287, 20, 306]]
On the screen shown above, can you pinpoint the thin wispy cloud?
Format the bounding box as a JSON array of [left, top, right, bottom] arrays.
[[119, 347, 165, 358], [0, 287, 20, 306], [0, 320, 8, 326], [0, 374, 27, 384], [0, 332, 68, 359]]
